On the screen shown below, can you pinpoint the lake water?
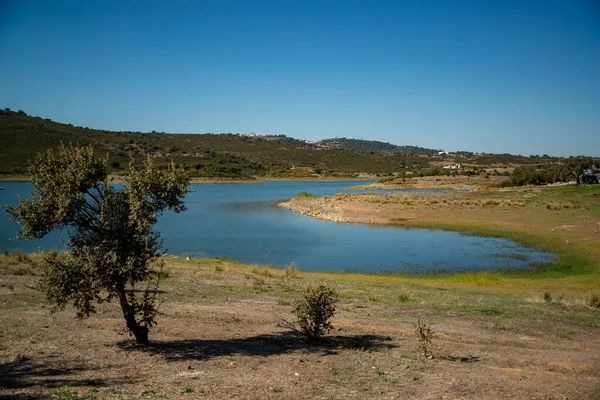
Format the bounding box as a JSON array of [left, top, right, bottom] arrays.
[[0, 180, 554, 273]]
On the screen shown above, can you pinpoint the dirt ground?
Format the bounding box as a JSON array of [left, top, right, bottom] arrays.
[[1, 259, 599, 400]]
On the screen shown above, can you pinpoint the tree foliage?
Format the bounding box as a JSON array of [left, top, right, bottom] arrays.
[[510, 156, 597, 186], [6, 144, 189, 344]]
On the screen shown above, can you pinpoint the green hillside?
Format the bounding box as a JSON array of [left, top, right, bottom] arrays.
[[0, 109, 435, 178], [3, 108, 596, 180], [318, 137, 440, 155]]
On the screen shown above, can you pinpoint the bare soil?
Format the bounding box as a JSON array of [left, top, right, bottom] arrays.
[[1, 258, 599, 400]]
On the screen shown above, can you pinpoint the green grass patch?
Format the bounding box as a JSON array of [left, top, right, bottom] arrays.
[[295, 191, 315, 198]]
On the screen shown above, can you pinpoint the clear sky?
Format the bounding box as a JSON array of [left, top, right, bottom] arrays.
[[1, 0, 599, 157]]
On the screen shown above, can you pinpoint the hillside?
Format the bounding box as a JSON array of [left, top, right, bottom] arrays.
[[317, 137, 440, 155], [1, 108, 596, 180], [0, 109, 437, 178]]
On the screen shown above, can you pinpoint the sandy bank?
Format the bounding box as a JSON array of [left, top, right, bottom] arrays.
[[278, 196, 351, 223]]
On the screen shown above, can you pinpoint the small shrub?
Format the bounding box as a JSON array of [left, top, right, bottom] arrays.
[[2, 248, 9, 256], [285, 263, 297, 278], [278, 283, 338, 342], [491, 320, 506, 330], [156, 267, 170, 279], [396, 289, 412, 303], [546, 201, 578, 210], [295, 191, 314, 198], [415, 317, 435, 358], [13, 250, 29, 263], [543, 292, 552, 303], [366, 291, 383, 302]]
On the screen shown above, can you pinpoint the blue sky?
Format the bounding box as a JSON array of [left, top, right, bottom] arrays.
[[1, 0, 599, 156]]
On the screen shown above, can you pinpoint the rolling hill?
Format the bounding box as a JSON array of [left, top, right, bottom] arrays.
[[0, 109, 437, 178], [2, 108, 593, 180]]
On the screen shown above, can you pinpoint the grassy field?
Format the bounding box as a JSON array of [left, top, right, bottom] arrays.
[[1, 254, 599, 399], [1, 182, 599, 399]]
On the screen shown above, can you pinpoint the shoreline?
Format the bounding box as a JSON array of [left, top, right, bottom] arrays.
[[277, 186, 600, 289], [0, 174, 376, 184]]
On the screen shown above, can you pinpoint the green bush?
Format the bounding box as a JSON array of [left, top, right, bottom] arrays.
[[510, 166, 553, 186], [279, 283, 338, 342]]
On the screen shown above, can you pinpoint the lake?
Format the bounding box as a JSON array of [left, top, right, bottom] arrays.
[[0, 180, 554, 273]]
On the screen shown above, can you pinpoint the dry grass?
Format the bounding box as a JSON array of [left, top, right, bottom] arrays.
[[1, 255, 600, 399]]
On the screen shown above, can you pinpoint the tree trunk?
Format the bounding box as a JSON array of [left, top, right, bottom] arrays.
[[118, 286, 149, 345], [128, 320, 149, 345]]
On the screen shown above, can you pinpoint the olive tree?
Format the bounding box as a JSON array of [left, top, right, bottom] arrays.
[[6, 144, 188, 345]]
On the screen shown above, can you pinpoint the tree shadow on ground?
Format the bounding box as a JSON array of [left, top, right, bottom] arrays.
[[0, 357, 133, 398], [117, 331, 397, 362]]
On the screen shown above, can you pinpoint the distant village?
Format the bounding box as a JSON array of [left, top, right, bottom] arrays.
[[243, 132, 318, 144], [245, 132, 288, 140]]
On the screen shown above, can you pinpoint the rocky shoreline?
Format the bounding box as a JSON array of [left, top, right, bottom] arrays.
[[277, 196, 349, 223]]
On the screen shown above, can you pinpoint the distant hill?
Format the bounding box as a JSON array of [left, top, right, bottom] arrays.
[[0, 109, 432, 178], [3, 108, 595, 180], [317, 137, 440, 155]]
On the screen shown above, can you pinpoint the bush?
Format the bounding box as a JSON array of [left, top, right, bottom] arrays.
[[285, 262, 297, 278], [13, 250, 29, 263], [510, 166, 553, 186], [396, 289, 412, 302], [415, 317, 435, 358], [278, 283, 338, 342]]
